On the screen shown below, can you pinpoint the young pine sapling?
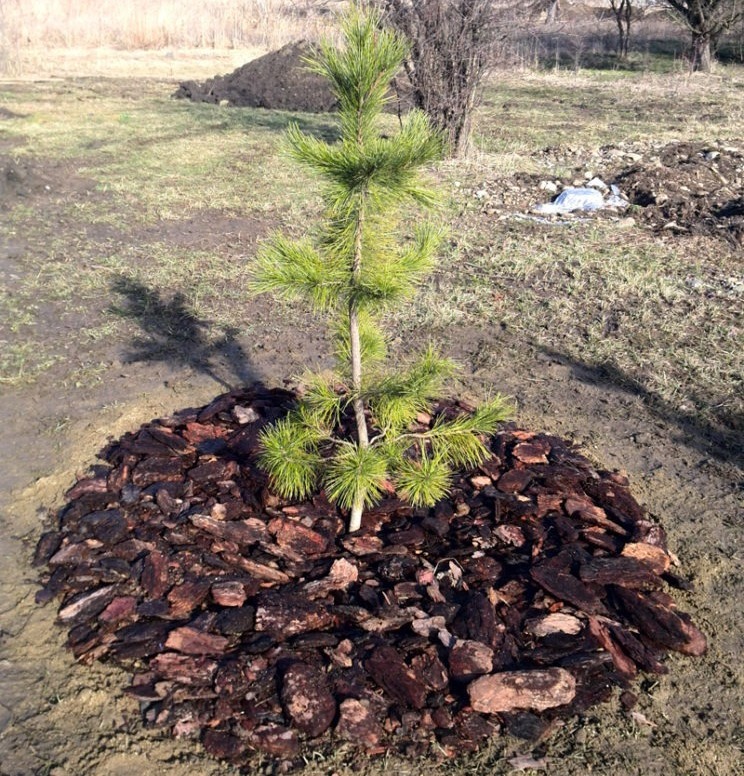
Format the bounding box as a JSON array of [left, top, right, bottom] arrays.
[[251, 7, 511, 533]]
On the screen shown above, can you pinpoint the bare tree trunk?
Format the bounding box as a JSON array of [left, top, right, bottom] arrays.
[[451, 112, 471, 158], [664, 0, 744, 72], [691, 30, 713, 71], [610, 0, 634, 59], [378, 0, 498, 158], [610, 0, 632, 59], [545, 0, 560, 24]]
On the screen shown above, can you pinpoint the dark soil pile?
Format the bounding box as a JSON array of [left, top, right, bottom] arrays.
[[35, 386, 706, 769], [172, 42, 337, 113], [613, 141, 744, 245], [0, 157, 48, 203]]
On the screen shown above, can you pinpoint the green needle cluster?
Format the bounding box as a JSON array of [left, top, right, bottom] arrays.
[[251, 5, 511, 532]]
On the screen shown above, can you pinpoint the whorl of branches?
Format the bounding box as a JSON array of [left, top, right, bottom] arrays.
[[252, 7, 511, 532]]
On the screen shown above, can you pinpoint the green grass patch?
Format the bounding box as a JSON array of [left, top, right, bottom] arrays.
[[2, 81, 333, 222], [0, 69, 742, 443], [475, 70, 744, 159], [396, 216, 742, 439]]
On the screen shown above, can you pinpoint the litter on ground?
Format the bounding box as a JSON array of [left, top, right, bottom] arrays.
[[532, 184, 628, 214]]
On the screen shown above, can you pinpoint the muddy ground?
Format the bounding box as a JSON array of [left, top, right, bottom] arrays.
[[0, 80, 742, 776]]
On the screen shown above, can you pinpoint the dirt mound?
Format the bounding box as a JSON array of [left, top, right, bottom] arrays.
[[613, 141, 744, 244], [0, 155, 96, 210], [173, 41, 337, 113], [0, 157, 49, 204], [35, 386, 706, 768]]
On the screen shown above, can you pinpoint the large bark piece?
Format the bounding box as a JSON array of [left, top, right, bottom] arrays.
[[165, 626, 229, 655], [468, 668, 576, 713], [366, 645, 429, 709], [280, 662, 336, 737], [531, 552, 607, 615], [336, 699, 384, 747], [449, 639, 494, 681], [613, 587, 707, 656], [254, 594, 334, 639]]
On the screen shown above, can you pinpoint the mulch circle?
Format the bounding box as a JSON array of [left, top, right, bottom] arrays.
[[34, 385, 707, 768]]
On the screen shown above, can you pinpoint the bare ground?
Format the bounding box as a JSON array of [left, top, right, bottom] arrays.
[[0, 76, 742, 776]]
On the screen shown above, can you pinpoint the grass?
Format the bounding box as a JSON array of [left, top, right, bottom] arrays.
[[2, 82, 328, 221], [0, 34, 742, 776], [0, 66, 742, 450], [397, 219, 742, 441], [474, 69, 744, 161]]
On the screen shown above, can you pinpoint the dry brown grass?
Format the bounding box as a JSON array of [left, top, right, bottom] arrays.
[[0, 0, 341, 75]]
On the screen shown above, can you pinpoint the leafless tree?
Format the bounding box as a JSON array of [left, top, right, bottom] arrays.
[[664, 0, 744, 70], [609, 0, 633, 58], [526, 0, 561, 24], [376, 0, 505, 157], [545, 0, 561, 23]]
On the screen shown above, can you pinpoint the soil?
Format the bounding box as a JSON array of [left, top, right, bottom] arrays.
[[474, 140, 744, 246], [0, 81, 742, 776], [1, 157, 53, 201], [32, 387, 706, 769], [612, 141, 744, 244], [172, 42, 338, 113], [171, 45, 744, 245]]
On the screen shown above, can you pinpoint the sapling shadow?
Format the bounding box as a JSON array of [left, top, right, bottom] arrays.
[[111, 275, 255, 389], [251, 5, 511, 532]]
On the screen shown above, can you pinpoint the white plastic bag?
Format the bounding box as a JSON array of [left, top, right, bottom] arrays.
[[533, 187, 605, 214]]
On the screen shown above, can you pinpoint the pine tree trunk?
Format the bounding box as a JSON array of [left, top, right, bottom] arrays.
[[349, 495, 364, 533], [349, 196, 369, 533], [349, 306, 368, 446], [350, 202, 369, 450]]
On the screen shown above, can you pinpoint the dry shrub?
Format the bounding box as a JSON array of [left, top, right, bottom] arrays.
[[378, 0, 520, 157]]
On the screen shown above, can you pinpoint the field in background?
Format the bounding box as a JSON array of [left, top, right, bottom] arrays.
[[0, 0, 339, 76], [2, 0, 743, 78]]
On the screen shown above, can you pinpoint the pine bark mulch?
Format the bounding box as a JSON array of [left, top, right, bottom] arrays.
[[34, 385, 707, 768]]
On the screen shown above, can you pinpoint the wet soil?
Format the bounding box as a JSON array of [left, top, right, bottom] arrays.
[[477, 139, 744, 246], [1, 333, 741, 776], [613, 141, 744, 244]]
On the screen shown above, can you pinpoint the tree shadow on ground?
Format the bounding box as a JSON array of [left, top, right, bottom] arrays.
[[539, 346, 744, 470], [115, 109, 341, 155], [232, 109, 341, 142], [110, 275, 256, 390]]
